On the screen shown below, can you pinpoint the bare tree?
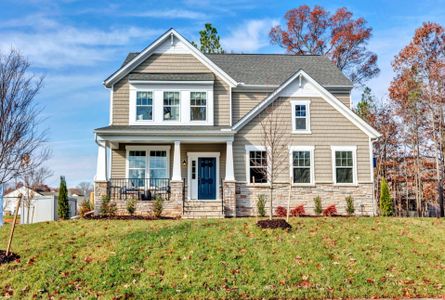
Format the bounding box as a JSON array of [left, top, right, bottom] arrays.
[[0, 49, 50, 185], [253, 102, 290, 220], [77, 181, 93, 200]]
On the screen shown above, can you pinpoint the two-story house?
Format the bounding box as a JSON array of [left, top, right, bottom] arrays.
[[94, 28, 380, 218]]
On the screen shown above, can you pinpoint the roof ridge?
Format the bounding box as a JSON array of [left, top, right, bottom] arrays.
[[205, 53, 323, 57]]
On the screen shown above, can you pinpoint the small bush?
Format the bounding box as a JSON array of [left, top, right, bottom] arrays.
[[275, 206, 287, 217], [290, 205, 305, 217], [100, 195, 117, 217], [79, 200, 92, 218], [323, 204, 337, 216], [257, 194, 267, 217], [345, 196, 355, 216], [126, 197, 137, 216], [379, 177, 393, 216], [314, 196, 322, 215], [153, 195, 164, 218]]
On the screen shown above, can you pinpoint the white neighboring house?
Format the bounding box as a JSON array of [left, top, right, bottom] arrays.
[[3, 186, 43, 215]]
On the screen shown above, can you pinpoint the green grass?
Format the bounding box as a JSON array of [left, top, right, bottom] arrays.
[[1, 218, 445, 299]]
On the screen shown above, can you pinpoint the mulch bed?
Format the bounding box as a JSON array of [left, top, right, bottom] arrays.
[[0, 250, 20, 264], [84, 215, 176, 220], [257, 219, 292, 230]]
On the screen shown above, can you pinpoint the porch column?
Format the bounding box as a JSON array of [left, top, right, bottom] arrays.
[[225, 141, 235, 181], [172, 141, 182, 181], [224, 140, 236, 217], [95, 141, 107, 181]]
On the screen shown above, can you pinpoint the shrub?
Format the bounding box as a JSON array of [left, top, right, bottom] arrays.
[[379, 177, 393, 216], [126, 197, 137, 216], [275, 206, 287, 217], [314, 196, 322, 215], [323, 204, 337, 216], [79, 200, 92, 218], [100, 195, 117, 217], [153, 195, 164, 218], [57, 176, 70, 220], [345, 196, 355, 216], [290, 205, 305, 217], [257, 194, 267, 217]]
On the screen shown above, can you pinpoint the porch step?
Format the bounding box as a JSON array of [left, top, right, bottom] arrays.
[[183, 200, 224, 219]]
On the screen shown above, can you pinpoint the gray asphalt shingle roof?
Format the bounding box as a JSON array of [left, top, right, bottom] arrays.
[[128, 73, 214, 81], [205, 54, 352, 87], [120, 53, 352, 87]]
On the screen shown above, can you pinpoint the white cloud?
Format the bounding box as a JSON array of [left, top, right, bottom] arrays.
[[0, 16, 161, 68], [126, 9, 206, 20], [222, 19, 279, 52]]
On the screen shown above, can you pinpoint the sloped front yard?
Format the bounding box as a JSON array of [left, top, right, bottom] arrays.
[[1, 218, 445, 299]]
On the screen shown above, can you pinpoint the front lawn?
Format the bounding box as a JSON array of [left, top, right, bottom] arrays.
[[1, 218, 444, 298]]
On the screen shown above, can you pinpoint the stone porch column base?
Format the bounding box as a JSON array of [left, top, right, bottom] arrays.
[[94, 180, 109, 215], [223, 180, 236, 217], [170, 180, 184, 215]]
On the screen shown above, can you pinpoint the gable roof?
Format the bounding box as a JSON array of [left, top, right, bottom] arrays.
[[232, 69, 380, 139], [205, 54, 352, 88], [118, 52, 353, 88], [104, 28, 237, 88]]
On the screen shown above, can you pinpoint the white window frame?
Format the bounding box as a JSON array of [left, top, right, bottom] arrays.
[[331, 146, 357, 186], [163, 91, 181, 122], [135, 91, 154, 122], [129, 89, 154, 124], [289, 145, 315, 186], [291, 100, 311, 134], [189, 91, 208, 123], [128, 82, 214, 126], [125, 145, 171, 179], [245, 145, 269, 185]]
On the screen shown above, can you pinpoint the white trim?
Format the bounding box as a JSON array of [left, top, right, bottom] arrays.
[[288, 145, 315, 186], [109, 85, 114, 125], [187, 152, 221, 200], [124, 145, 171, 179], [104, 29, 237, 88], [245, 145, 268, 185], [129, 80, 214, 85], [290, 100, 311, 134], [172, 141, 181, 180], [369, 137, 376, 216], [232, 70, 381, 139], [331, 146, 358, 186], [225, 141, 235, 181]]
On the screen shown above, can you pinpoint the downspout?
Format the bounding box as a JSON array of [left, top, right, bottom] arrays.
[[370, 137, 377, 216]]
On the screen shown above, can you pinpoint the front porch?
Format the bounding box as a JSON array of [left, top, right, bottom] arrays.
[[94, 131, 237, 218]]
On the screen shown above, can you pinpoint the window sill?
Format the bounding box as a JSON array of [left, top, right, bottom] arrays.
[[292, 183, 315, 187], [333, 183, 358, 187], [292, 130, 312, 135], [246, 183, 270, 187]]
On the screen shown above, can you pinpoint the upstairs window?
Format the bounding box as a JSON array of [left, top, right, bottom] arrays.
[[136, 92, 152, 121], [190, 92, 207, 121], [248, 150, 267, 183], [291, 100, 311, 133], [163, 91, 180, 121]]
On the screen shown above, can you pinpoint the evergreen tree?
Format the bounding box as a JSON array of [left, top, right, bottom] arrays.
[[379, 177, 393, 216], [192, 23, 224, 54], [355, 86, 376, 123], [57, 176, 70, 219]]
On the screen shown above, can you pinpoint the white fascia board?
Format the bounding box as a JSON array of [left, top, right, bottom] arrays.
[[232, 70, 381, 139], [104, 29, 237, 88]]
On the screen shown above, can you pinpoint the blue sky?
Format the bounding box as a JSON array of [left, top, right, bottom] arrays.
[[1, 0, 444, 187]]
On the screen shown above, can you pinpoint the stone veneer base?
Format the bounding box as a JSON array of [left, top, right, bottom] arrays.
[[235, 183, 374, 217]]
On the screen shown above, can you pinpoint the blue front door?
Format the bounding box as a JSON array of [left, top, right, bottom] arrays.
[[198, 157, 216, 200]]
